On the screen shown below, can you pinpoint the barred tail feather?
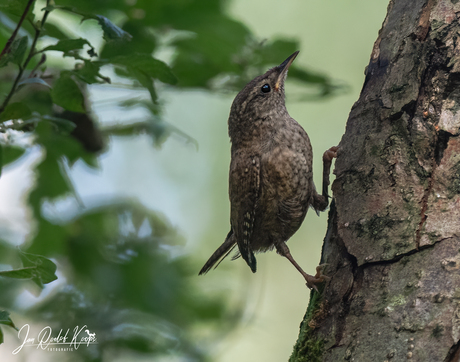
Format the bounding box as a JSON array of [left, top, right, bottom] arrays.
[[230, 249, 257, 273], [241, 249, 257, 273], [199, 230, 236, 275]]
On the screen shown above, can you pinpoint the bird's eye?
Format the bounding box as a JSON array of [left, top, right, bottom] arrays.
[[261, 84, 271, 93]]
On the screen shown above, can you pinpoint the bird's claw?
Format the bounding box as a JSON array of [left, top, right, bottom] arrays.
[[305, 264, 330, 292], [322, 146, 339, 164]]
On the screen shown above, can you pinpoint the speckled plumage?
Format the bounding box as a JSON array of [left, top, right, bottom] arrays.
[[199, 52, 337, 290]]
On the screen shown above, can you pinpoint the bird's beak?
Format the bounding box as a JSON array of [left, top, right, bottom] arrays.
[[274, 51, 299, 91]]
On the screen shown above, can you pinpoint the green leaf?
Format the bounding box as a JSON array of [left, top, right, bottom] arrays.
[[258, 39, 299, 65], [20, 251, 58, 287], [51, 73, 85, 113], [40, 5, 56, 12], [129, 67, 157, 103], [0, 267, 37, 279], [0, 311, 17, 332], [18, 77, 51, 88], [105, 118, 197, 149], [41, 115, 76, 133], [42, 38, 94, 57], [104, 122, 146, 136], [0, 36, 28, 68], [0, 0, 35, 18], [26, 119, 98, 256], [11, 36, 28, 65], [73, 60, 110, 84], [2, 145, 26, 167], [30, 121, 87, 201], [30, 155, 71, 201], [27, 218, 68, 256], [99, 19, 157, 59], [41, 22, 70, 40], [112, 54, 177, 85], [0, 102, 32, 122], [94, 15, 133, 41], [288, 66, 329, 84], [0, 252, 58, 288], [29, 122, 74, 205], [171, 15, 249, 87]]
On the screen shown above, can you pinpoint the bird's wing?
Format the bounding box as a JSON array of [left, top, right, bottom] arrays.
[[278, 197, 305, 225], [264, 146, 310, 238], [229, 153, 260, 272]]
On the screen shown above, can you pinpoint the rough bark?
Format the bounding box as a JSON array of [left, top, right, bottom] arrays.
[[291, 1, 460, 361]]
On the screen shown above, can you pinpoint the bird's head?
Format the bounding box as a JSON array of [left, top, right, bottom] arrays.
[[228, 51, 298, 140]]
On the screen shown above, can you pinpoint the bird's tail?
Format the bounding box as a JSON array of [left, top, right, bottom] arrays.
[[199, 230, 237, 275]]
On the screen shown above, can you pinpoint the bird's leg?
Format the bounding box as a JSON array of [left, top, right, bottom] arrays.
[[275, 242, 329, 291], [312, 146, 339, 212]]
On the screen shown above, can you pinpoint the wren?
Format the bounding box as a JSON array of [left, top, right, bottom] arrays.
[[199, 51, 338, 291]]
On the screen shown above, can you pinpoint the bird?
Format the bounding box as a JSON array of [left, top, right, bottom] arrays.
[[199, 51, 338, 291]]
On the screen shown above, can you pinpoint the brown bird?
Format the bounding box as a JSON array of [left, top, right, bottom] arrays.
[[199, 51, 337, 290]]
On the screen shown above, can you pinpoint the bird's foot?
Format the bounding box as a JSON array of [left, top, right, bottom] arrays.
[[304, 264, 330, 292], [322, 146, 339, 164]]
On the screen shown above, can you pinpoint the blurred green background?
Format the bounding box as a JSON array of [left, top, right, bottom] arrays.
[[0, 0, 388, 361]]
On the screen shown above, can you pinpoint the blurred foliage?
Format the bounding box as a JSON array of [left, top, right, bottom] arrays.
[[0, 0, 341, 360]]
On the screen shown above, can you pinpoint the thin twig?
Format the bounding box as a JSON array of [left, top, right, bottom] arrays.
[[0, 0, 35, 60], [30, 53, 46, 78], [0, 1, 51, 114]]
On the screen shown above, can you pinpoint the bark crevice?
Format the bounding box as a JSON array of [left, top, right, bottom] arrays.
[[444, 339, 460, 362]]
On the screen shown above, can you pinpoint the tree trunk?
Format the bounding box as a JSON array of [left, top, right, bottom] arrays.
[[291, 1, 460, 361]]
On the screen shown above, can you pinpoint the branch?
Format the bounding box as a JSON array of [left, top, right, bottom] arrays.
[[0, 1, 51, 114], [0, 0, 35, 60]]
